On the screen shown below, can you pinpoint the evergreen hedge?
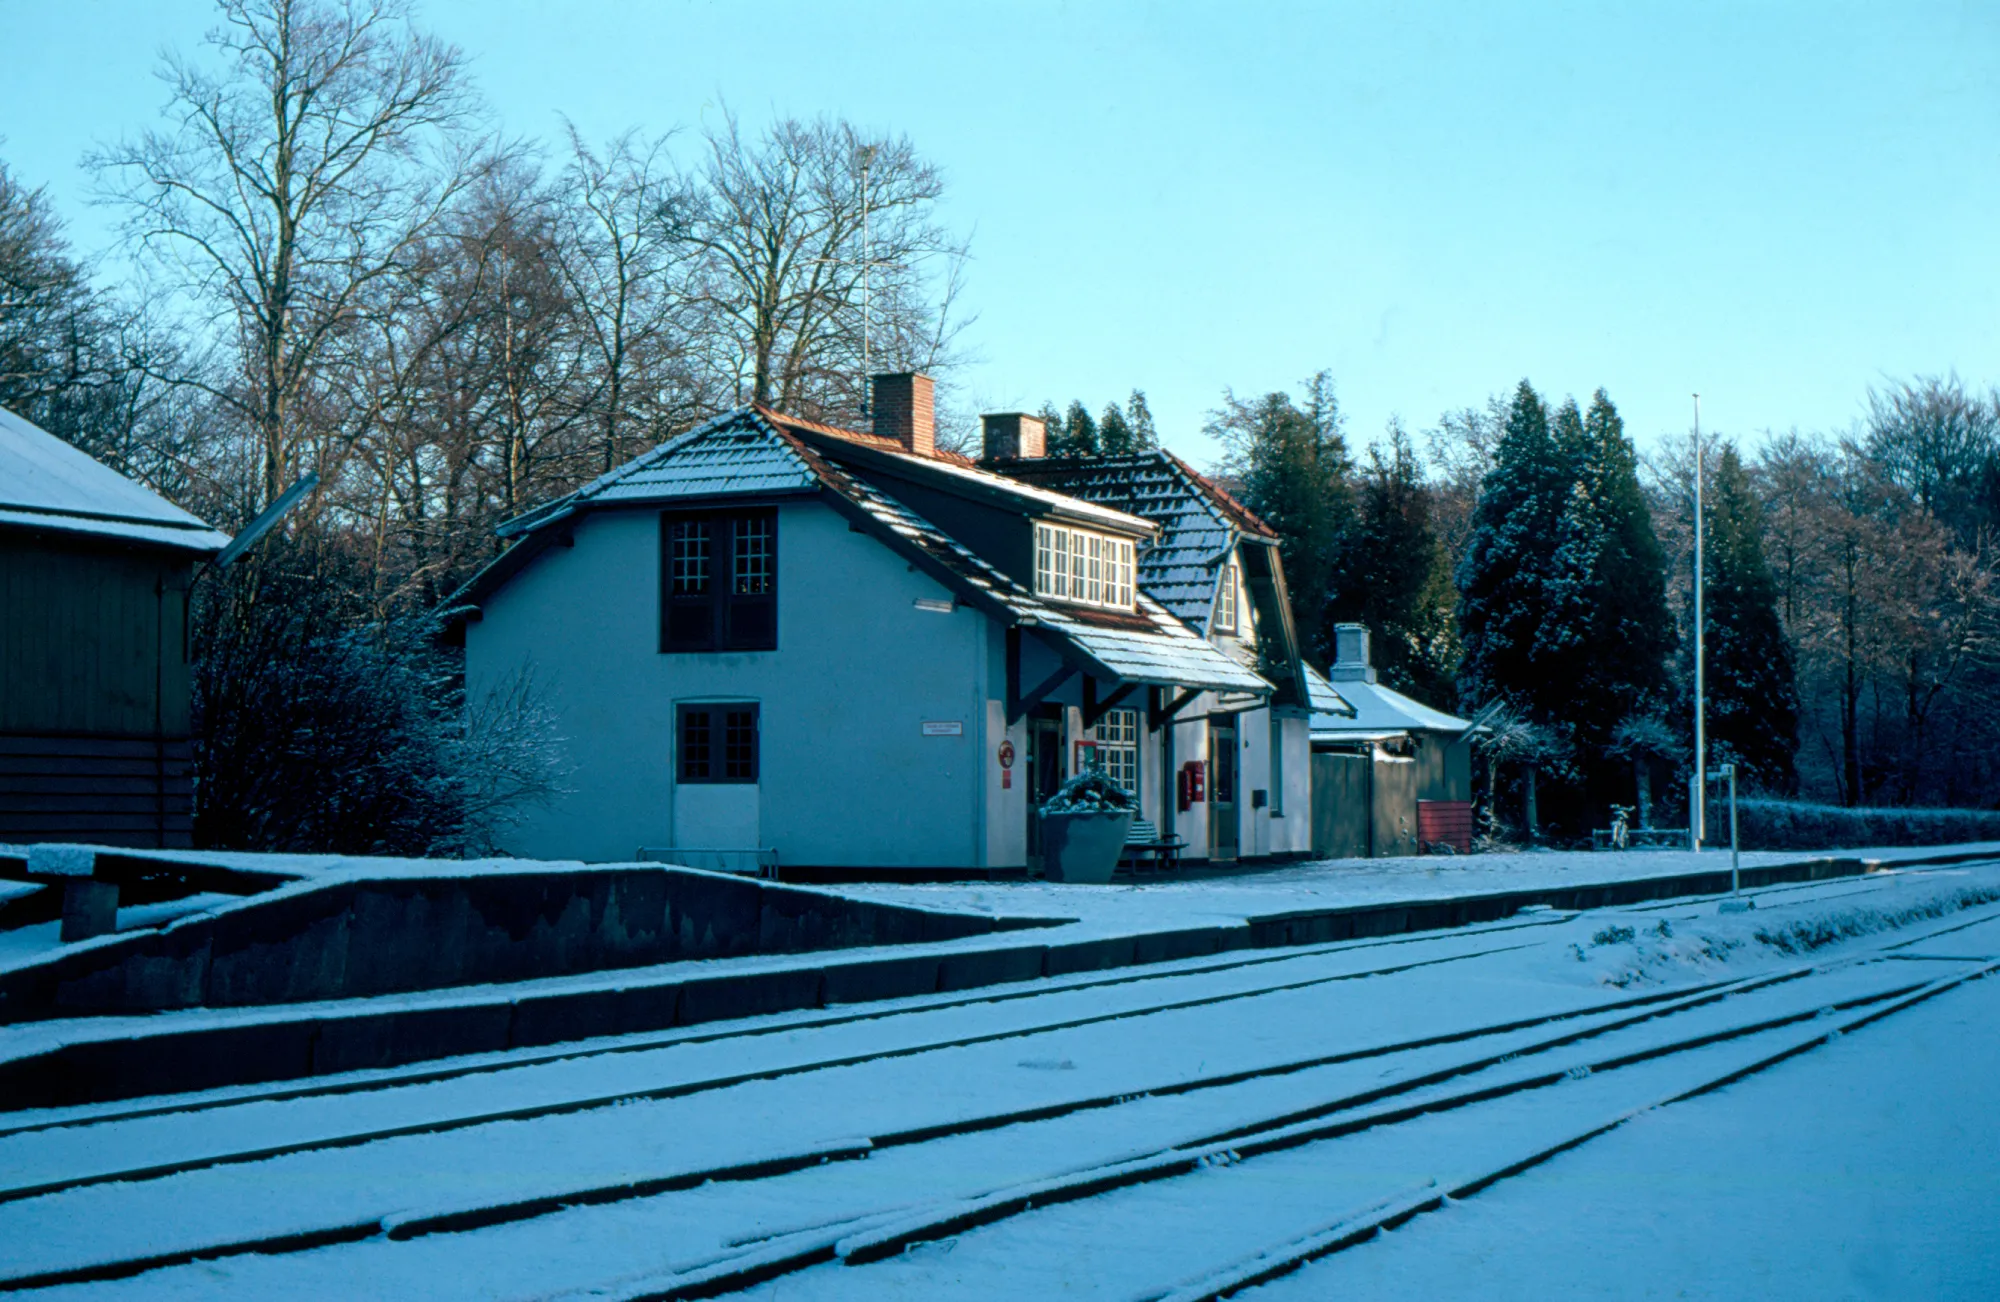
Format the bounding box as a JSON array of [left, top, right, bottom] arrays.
[[1737, 800, 2000, 851]]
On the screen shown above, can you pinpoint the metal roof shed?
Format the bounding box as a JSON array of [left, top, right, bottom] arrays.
[[0, 407, 230, 847]]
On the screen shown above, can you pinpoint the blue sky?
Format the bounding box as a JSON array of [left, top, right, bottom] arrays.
[[3, 0, 1995, 467]]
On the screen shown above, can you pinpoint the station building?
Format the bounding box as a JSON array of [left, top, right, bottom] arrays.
[[450, 374, 1346, 876]]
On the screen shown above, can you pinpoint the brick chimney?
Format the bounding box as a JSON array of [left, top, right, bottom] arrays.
[[1329, 622, 1378, 683], [981, 412, 1046, 462], [871, 372, 935, 457]]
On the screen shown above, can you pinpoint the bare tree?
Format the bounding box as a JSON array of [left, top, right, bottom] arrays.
[[1422, 394, 1505, 567], [551, 125, 706, 473], [91, 0, 487, 508], [687, 111, 969, 422], [0, 159, 97, 406], [1866, 373, 2000, 539]]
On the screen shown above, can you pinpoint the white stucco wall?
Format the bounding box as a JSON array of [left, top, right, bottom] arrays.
[[1132, 699, 1310, 863], [466, 499, 1008, 868]]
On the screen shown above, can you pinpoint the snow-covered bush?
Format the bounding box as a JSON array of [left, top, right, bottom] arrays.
[[1736, 799, 2000, 850], [1040, 765, 1137, 816], [194, 551, 567, 856], [1748, 884, 2000, 955], [1582, 879, 2000, 988]]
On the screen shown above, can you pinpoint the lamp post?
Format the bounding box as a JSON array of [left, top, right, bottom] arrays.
[[1691, 394, 1705, 852]]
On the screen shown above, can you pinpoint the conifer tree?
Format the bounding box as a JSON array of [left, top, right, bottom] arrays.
[[1540, 390, 1675, 752], [1037, 391, 1158, 458], [1335, 420, 1458, 706], [1037, 401, 1069, 451], [1098, 402, 1135, 453], [1124, 390, 1158, 449], [1053, 400, 1099, 456], [1456, 380, 1573, 718], [1703, 444, 1799, 791], [1207, 376, 1354, 656]]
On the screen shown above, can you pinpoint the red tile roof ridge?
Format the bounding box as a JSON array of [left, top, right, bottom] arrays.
[[1166, 451, 1278, 540], [755, 403, 978, 465]]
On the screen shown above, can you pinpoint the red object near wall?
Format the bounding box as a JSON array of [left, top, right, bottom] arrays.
[[1417, 799, 1474, 854], [1177, 761, 1206, 811]]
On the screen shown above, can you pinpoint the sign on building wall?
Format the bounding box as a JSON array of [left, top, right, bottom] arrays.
[[921, 720, 963, 736]]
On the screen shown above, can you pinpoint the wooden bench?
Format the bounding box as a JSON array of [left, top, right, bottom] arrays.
[[1119, 819, 1185, 872]]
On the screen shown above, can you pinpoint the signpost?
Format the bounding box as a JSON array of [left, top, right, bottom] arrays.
[[1715, 763, 1751, 913]]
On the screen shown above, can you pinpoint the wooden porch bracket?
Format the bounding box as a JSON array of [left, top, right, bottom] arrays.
[[1149, 686, 1202, 733], [1082, 679, 1140, 730], [1006, 626, 1077, 725]]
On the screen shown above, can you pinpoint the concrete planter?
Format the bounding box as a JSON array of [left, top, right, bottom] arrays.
[[1041, 810, 1134, 884]]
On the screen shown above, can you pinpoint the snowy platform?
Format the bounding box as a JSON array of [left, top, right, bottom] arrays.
[[823, 842, 2000, 932], [4, 861, 1999, 1299], [2, 843, 1996, 1110]]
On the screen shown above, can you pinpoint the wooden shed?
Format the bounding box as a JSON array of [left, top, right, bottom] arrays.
[[1308, 624, 1476, 858], [0, 408, 229, 847]]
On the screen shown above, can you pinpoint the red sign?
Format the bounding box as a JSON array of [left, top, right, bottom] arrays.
[[998, 740, 1016, 769]]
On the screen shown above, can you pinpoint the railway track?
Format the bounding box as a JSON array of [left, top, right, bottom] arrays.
[[2, 881, 1994, 1298], [8, 855, 1969, 1142], [0, 910, 1582, 1141], [12, 860, 1970, 1203]]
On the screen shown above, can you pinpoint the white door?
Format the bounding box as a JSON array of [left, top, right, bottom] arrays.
[[672, 702, 761, 850]]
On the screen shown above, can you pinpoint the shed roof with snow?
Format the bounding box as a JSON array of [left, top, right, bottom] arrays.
[[0, 406, 229, 553], [1308, 625, 1472, 743]]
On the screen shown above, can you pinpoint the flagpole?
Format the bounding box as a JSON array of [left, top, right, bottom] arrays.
[[1692, 394, 1705, 851]]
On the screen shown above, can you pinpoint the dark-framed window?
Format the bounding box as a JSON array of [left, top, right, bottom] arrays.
[[679, 702, 759, 783], [661, 508, 778, 652]]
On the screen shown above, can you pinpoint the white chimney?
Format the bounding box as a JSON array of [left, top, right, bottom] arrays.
[[1329, 623, 1377, 683]]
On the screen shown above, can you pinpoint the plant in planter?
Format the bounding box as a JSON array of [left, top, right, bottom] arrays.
[[1040, 759, 1137, 884]]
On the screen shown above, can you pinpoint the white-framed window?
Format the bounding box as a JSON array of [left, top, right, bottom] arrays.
[[1035, 523, 1137, 611], [1094, 708, 1140, 796], [1215, 562, 1240, 632]]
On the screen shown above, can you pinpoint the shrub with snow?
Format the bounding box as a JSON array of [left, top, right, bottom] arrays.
[[1041, 766, 1137, 817], [1737, 799, 2000, 851], [194, 548, 567, 857], [1578, 878, 2000, 988]]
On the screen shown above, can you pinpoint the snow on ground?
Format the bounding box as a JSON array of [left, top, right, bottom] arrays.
[[1249, 962, 2000, 1302], [1556, 869, 2000, 989], [825, 843, 2000, 930], [5, 871, 1999, 1299]]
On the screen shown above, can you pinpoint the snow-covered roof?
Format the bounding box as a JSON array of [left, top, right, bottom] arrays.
[[768, 408, 1155, 537], [463, 409, 1267, 696], [829, 464, 1266, 692], [0, 406, 229, 553], [1307, 661, 1471, 739], [992, 451, 1271, 632]]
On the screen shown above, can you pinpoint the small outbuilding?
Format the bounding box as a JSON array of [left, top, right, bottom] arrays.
[[1308, 623, 1476, 858], [0, 408, 230, 847]]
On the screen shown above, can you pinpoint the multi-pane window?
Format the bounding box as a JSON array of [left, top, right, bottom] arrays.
[[734, 514, 774, 595], [1214, 561, 1240, 632], [1094, 708, 1140, 797], [661, 509, 777, 651], [1034, 523, 1135, 611], [669, 519, 710, 595], [678, 702, 759, 783]]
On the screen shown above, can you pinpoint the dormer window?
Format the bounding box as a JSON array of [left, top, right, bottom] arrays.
[[1214, 562, 1239, 633], [1035, 523, 1134, 610]]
